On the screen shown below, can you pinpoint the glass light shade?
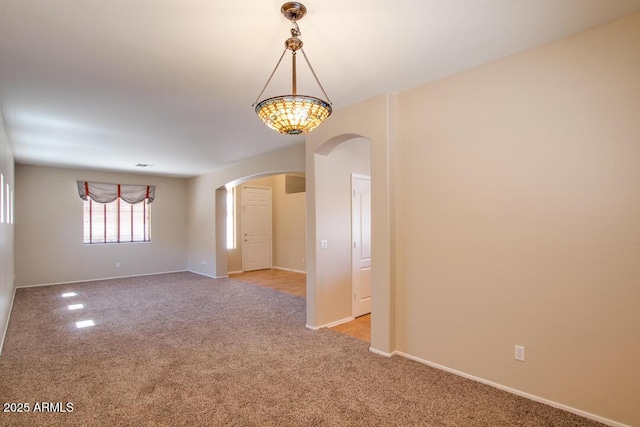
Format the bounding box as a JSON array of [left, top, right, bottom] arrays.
[[255, 95, 332, 135]]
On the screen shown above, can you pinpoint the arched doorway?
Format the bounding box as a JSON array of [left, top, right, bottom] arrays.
[[222, 172, 306, 277], [310, 136, 372, 328], [304, 93, 395, 355]]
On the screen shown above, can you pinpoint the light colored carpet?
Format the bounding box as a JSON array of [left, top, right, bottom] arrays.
[[0, 272, 603, 426]]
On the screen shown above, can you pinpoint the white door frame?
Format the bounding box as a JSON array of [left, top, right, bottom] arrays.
[[352, 174, 372, 317]]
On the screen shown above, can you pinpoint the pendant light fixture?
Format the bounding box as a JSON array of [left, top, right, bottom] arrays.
[[252, 2, 332, 135]]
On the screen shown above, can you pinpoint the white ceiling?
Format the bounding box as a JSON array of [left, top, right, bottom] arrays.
[[1, 0, 639, 178]]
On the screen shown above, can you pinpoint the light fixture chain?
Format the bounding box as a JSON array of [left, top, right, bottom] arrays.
[[300, 48, 332, 105], [291, 21, 301, 37], [252, 48, 289, 107]]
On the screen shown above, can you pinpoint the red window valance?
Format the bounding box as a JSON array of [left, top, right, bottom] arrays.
[[76, 181, 155, 204]]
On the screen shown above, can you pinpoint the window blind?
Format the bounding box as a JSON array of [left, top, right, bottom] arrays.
[[76, 181, 155, 204]]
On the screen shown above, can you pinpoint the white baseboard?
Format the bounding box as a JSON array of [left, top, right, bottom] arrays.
[[321, 316, 355, 329], [0, 286, 17, 357], [306, 316, 355, 330], [186, 270, 230, 280], [394, 351, 628, 427], [308, 316, 355, 330], [16, 270, 189, 288], [272, 266, 306, 274], [369, 347, 394, 358]]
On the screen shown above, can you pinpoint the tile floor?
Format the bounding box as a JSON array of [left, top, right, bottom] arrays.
[[229, 269, 371, 343]]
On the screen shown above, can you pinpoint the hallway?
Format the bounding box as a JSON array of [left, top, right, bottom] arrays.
[[229, 269, 371, 342]]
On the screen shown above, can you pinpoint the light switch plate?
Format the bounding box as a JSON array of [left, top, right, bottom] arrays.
[[515, 345, 525, 361]]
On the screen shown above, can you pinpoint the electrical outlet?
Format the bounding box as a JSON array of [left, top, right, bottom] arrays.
[[115, 262, 120, 268], [515, 345, 526, 361]]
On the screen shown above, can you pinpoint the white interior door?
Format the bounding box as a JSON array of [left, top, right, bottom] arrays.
[[242, 186, 272, 272], [352, 175, 372, 317]]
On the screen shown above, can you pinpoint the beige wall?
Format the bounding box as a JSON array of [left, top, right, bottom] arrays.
[[0, 112, 15, 354], [395, 13, 640, 426], [15, 165, 188, 286], [227, 174, 307, 273], [187, 143, 305, 278], [272, 174, 306, 272]]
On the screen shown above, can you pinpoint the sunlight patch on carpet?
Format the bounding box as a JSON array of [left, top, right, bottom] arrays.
[[75, 320, 95, 328]]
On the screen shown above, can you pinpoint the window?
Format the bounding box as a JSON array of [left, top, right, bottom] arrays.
[[83, 197, 150, 244], [77, 181, 155, 244], [226, 186, 236, 249], [1, 173, 4, 224], [1, 173, 13, 225]]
